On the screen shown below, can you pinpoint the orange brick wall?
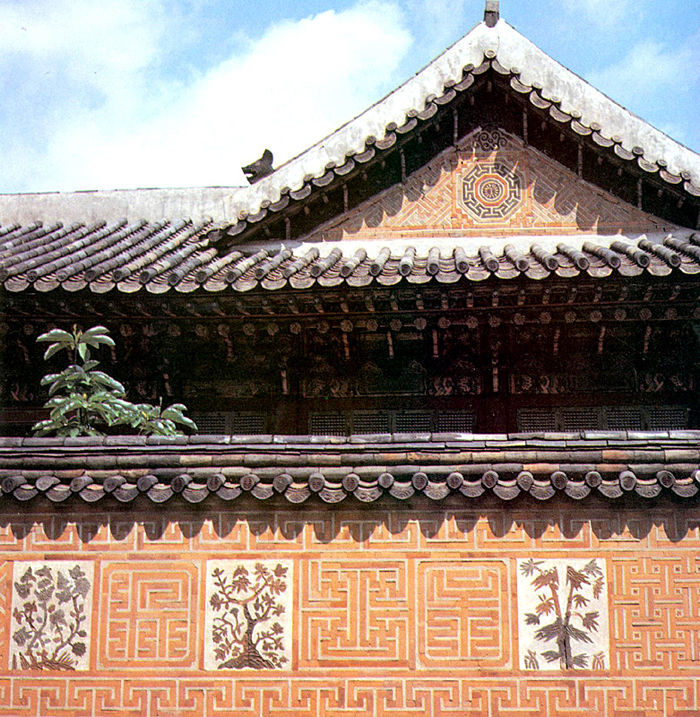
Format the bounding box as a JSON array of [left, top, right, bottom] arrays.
[[1, 499, 699, 716]]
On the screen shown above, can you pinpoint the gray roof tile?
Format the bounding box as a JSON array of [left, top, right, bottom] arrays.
[[0, 433, 697, 506]]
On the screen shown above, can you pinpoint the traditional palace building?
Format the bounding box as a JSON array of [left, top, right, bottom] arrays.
[[0, 3, 699, 715]]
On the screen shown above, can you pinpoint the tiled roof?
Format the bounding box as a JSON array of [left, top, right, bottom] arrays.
[[1, 225, 699, 294], [3, 17, 697, 243], [214, 19, 700, 236], [0, 433, 697, 505], [2, 18, 699, 295]]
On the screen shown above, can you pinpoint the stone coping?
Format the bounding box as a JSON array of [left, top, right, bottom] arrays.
[[0, 432, 698, 505]]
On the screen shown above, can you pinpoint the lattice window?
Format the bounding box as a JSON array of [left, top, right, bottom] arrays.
[[353, 412, 391, 434], [190, 412, 267, 435], [230, 413, 267, 434], [308, 409, 478, 435], [309, 413, 347, 436], [436, 410, 477, 432], [518, 409, 557, 432], [560, 408, 601, 431], [191, 412, 228, 434], [518, 406, 690, 432], [646, 407, 688, 430], [395, 411, 432, 433], [606, 407, 644, 431]]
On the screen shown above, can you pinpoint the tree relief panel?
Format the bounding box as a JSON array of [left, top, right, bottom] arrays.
[[205, 560, 292, 670]]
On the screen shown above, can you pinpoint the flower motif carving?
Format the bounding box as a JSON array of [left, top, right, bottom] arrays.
[[11, 562, 93, 671]]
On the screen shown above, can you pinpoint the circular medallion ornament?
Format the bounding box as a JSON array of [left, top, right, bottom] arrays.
[[475, 176, 507, 205], [460, 163, 522, 220]]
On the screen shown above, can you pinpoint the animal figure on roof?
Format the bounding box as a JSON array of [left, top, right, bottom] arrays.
[[242, 149, 274, 184]]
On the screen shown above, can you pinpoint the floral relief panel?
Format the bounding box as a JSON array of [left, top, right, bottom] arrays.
[[517, 558, 609, 671], [204, 560, 292, 671], [10, 561, 94, 671]]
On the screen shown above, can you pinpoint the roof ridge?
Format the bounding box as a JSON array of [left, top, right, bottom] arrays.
[[221, 18, 699, 232]]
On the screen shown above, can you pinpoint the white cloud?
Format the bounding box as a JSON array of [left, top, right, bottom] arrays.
[[587, 35, 699, 135], [1, 0, 412, 192], [0, 0, 173, 191], [403, 0, 468, 53], [589, 40, 696, 99], [560, 0, 634, 28], [0, 0, 167, 94], [587, 33, 700, 149]]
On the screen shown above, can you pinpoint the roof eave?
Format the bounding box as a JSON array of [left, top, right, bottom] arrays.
[[1, 432, 698, 505], [221, 19, 700, 234]]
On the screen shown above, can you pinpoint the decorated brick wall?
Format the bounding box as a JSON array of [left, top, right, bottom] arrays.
[[0, 500, 698, 716]]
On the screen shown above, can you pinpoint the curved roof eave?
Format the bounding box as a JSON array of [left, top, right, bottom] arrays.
[[224, 19, 700, 225]]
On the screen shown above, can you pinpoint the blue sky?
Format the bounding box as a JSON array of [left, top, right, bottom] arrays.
[[0, 0, 698, 193]]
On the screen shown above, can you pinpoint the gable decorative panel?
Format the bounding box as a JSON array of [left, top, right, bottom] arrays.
[[307, 130, 668, 242]]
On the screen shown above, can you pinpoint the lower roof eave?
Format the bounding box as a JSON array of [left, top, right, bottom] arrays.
[[0, 432, 698, 505]]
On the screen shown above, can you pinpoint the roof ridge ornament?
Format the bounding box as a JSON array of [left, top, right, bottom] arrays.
[[242, 149, 274, 184], [484, 0, 499, 27]]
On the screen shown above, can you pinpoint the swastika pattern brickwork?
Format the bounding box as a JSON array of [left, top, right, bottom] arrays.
[[300, 560, 410, 666], [307, 130, 667, 242], [99, 563, 198, 669], [0, 504, 698, 716]]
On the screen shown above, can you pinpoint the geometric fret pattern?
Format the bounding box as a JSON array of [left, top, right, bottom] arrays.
[[308, 131, 667, 243], [418, 560, 510, 667], [609, 555, 700, 672], [99, 563, 199, 669], [0, 505, 698, 716], [299, 560, 409, 667]]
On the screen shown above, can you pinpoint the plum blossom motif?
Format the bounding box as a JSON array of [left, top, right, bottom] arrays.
[[11, 562, 93, 671]]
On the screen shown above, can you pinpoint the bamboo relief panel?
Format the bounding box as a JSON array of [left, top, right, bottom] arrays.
[[516, 558, 610, 671], [0, 506, 698, 716]]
